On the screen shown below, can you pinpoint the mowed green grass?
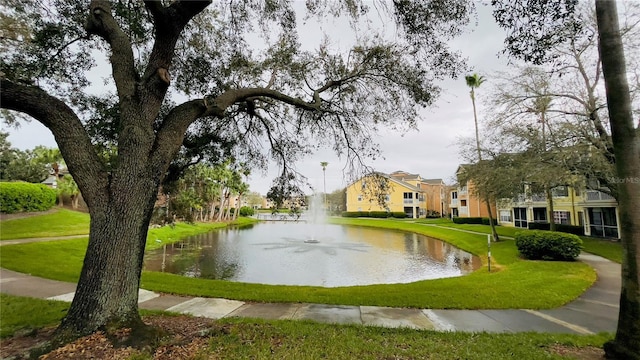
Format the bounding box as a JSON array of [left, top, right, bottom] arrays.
[[0, 209, 90, 240], [0, 294, 611, 359], [0, 215, 596, 309], [204, 317, 610, 360], [414, 218, 623, 263], [0, 293, 69, 338]]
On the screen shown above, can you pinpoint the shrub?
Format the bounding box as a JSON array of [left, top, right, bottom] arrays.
[[527, 222, 585, 236], [0, 182, 57, 214], [556, 224, 584, 236], [452, 217, 484, 224], [369, 211, 390, 218], [527, 222, 550, 231], [425, 210, 441, 218], [391, 212, 407, 218], [341, 211, 365, 217], [239, 206, 255, 217], [515, 230, 583, 261]]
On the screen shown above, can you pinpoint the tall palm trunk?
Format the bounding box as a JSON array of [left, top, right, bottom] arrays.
[[468, 82, 500, 242]]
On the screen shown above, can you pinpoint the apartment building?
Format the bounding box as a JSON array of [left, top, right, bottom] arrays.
[[448, 165, 496, 218], [345, 171, 447, 218], [496, 185, 620, 239]]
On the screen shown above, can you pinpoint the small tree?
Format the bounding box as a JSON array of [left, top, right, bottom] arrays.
[[58, 174, 81, 209]]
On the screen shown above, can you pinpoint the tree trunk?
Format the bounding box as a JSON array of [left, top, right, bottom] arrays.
[[216, 191, 226, 222], [596, 1, 640, 359], [546, 186, 556, 231], [485, 202, 499, 242], [56, 178, 158, 339], [225, 195, 232, 221]]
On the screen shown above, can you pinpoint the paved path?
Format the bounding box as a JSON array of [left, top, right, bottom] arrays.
[[0, 232, 621, 334]]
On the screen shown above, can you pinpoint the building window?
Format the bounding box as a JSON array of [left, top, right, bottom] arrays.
[[460, 199, 467, 206], [403, 192, 413, 199], [385, 194, 390, 201], [533, 207, 547, 222], [588, 207, 618, 238], [553, 211, 571, 225], [357, 195, 362, 201], [499, 210, 512, 222], [514, 208, 527, 228], [451, 191, 458, 199]]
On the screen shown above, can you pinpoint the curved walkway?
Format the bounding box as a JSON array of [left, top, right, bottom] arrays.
[[0, 230, 620, 334]]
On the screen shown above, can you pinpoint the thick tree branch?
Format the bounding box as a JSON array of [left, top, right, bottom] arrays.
[[151, 85, 329, 178], [0, 79, 110, 207], [141, 0, 212, 122], [85, 0, 137, 100]]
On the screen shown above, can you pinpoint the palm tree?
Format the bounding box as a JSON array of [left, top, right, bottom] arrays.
[[320, 161, 328, 209], [465, 74, 485, 162], [465, 74, 499, 242]]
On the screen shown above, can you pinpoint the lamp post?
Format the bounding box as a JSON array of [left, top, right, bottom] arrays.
[[320, 161, 328, 210]]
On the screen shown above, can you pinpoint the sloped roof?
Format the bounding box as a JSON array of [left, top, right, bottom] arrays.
[[353, 171, 423, 192], [421, 178, 445, 185]]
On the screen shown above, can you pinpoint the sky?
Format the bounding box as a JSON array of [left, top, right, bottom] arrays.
[[1, 2, 509, 195]]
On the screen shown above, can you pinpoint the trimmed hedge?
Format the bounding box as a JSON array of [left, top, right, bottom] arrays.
[[369, 211, 389, 218], [0, 182, 57, 214], [528, 222, 585, 236], [341, 211, 368, 218], [515, 230, 583, 261], [453, 217, 483, 224], [340, 211, 407, 218]]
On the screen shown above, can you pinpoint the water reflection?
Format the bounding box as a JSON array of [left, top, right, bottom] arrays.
[[144, 223, 481, 287]]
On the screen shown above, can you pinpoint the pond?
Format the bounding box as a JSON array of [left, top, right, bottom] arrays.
[[144, 222, 481, 287]]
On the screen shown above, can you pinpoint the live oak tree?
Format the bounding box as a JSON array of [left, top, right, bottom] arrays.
[[492, 0, 640, 358], [0, 0, 471, 339]]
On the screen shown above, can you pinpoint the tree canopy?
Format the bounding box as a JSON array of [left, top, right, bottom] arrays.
[[0, 0, 476, 339]]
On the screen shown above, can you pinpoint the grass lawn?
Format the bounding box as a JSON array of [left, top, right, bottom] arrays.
[[580, 236, 623, 263], [0, 215, 599, 309], [0, 293, 69, 338], [414, 218, 623, 263], [0, 294, 611, 359], [205, 318, 611, 360], [0, 209, 90, 240]]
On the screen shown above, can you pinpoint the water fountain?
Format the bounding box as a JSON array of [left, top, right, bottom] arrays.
[[144, 202, 481, 287]]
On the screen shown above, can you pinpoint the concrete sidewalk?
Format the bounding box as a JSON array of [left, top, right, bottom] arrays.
[[0, 252, 620, 334]]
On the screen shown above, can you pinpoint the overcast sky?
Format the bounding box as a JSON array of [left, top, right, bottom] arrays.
[[1, 2, 509, 195]]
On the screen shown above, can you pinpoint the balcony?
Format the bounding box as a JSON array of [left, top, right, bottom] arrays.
[[531, 194, 546, 202], [459, 206, 468, 215], [450, 199, 458, 206], [586, 190, 615, 202]]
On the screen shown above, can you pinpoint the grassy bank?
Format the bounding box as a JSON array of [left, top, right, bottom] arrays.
[[0, 215, 597, 309]]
